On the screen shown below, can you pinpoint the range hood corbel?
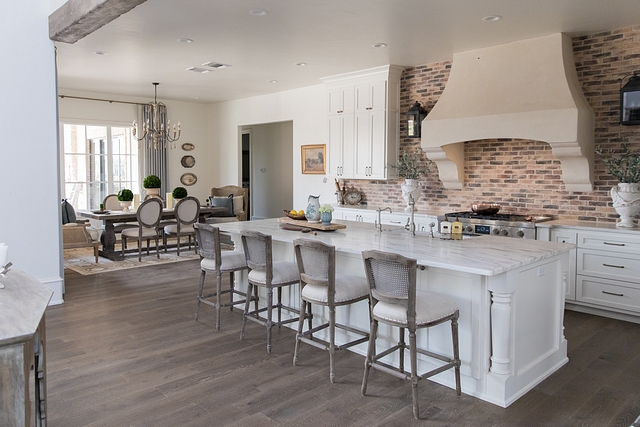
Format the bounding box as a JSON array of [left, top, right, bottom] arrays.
[[421, 33, 594, 192]]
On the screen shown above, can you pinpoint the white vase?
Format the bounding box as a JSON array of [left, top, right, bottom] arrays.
[[305, 195, 321, 222], [611, 183, 640, 228], [401, 179, 421, 212], [145, 188, 160, 197], [119, 200, 132, 212]]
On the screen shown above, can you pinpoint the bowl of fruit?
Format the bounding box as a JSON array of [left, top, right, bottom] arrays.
[[284, 209, 307, 220]]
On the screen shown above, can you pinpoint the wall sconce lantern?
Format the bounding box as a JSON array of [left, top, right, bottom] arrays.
[[620, 71, 640, 125], [406, 101, 428, 138]]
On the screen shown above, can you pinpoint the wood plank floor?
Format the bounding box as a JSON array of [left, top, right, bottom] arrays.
[[45, 261, 640, 426]]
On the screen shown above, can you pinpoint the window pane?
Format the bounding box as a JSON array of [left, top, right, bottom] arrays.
[[63, 124, 87, 154], [65, 182, 88, 210], [64, 154, 87, 182]]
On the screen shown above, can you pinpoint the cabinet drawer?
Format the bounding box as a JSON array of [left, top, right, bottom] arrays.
[[578, 231, 640, 254], [577, 249, 640, 283], [577, 276, 640, 313]]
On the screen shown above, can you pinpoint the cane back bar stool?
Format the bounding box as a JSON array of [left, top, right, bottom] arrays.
[[292, 238, 370, 382], [193, 223, 256, 330], [240, 230, 300, 354], [361, 250, 461, 420]]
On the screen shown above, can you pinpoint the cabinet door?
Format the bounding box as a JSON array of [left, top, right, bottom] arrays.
[[354, 112, 371, 178], [328, 87, 354, 114], [368, 110, 387, 179], [551, 229, 577, 301], [328, 114, 354, 177], [355, 81, 386, 112]]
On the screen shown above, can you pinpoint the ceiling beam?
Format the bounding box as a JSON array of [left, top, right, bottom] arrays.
[[49, 0, 146, 44]]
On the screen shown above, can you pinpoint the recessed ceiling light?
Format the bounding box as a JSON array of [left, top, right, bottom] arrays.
[[177, 38, 194, 44], [93, 51, 108, 55], [249, 9, 268, 16], [372, 43, 387, 48], [268, 80, 278, 84], [295, 62, 307, 66], [482, 15, 502, 22]]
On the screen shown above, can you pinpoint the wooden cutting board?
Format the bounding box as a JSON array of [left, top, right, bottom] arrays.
[[278, 217, 346, 231]]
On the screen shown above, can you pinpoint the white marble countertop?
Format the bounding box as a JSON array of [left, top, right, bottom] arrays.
[[536, 219, 640, 235], [218, 218, 574, 277]]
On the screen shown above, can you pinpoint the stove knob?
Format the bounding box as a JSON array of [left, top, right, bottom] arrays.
[[492, 228, 501, 235], [501, 229, 509, 236], [516, 229, 525, 237], [465, 225, 474, 233]]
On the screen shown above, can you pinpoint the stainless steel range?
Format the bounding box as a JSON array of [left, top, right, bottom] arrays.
[[437, 212, 553, 239]]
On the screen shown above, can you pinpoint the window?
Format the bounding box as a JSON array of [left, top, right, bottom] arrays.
[[62, 124, 139, 210]]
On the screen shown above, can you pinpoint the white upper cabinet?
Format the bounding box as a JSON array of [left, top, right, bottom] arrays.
[[322, 65, 403, 181]]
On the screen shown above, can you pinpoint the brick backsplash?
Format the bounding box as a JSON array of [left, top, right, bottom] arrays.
[[342, 26, 640, 224]]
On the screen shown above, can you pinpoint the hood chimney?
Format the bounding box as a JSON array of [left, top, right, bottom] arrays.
[[421, 33, 594, 192]]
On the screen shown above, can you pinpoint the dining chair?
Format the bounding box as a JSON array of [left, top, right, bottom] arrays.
[[240, 230, 300, 354], [163, 196, 200, 255], [193, 223, 256, 330], [292, 238, 370, 382], [361, 249, 461, 420], [120, 198, 163, 261]]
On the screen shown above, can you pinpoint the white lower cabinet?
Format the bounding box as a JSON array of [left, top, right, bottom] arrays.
[[549, 226, 640, 322], [550, 229, 577, 301], [334, 207, 437, 234]]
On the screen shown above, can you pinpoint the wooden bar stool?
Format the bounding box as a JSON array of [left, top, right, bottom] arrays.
[[292, 238, 370, 382], [193, 223, 255, 330], [240, 230, 300, 354], [361, 249, 461, 420]]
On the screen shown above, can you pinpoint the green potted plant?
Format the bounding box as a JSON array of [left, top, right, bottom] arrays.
[[389, 148, 432, 211], [143, 174, 161, 197], [172, 186, 188, 200], [318, 204, 334, 226], [596, 138, 640, 228], [117, 189, 134, 212]]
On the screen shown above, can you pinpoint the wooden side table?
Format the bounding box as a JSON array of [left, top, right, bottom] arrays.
[[0, 270, 53, 427]]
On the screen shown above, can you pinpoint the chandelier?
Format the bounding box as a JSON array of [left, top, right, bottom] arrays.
[[132, 82, 181, 149]]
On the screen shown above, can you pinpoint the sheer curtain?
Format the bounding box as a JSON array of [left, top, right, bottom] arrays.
[[137, 104, 168, 197]]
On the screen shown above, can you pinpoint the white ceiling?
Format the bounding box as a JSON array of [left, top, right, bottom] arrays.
[[54, 0, 640, 104]]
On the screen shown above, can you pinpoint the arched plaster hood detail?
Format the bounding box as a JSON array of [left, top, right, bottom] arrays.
[[421, 33, 594, 192]]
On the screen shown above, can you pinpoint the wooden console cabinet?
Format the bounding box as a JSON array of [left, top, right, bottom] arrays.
[[0, 270, 52, 427]]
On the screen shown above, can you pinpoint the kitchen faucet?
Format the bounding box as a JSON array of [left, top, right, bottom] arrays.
[[375, 207, 392, 232], [404, 194, 416, 236]]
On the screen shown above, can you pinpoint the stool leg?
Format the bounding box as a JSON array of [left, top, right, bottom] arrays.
[[293, 297, 307, 366], [399, 327, 405, 373], [253, 286, 259, 318], [266, 286, 274, 354], [329, 305, 336, 383], [410, 329, 419, 419], [277, 286, 282, 328], [307, 302, 313, 339], [362, 318, 378, 396], [229, 272, 235, 311], [195, 269, 206, 320], [215, 270, 223, 330], [240, 283, 253, 341], [452, 315, 462, 396]]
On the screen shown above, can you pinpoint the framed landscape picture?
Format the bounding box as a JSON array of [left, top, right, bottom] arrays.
[[301, 144, 326, 174]]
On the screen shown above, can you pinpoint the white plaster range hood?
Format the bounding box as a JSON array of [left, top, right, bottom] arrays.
[[421, 33, 594, 192]]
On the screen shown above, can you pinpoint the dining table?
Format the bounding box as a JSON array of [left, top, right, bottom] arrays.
[[77, 206, 225, 260]]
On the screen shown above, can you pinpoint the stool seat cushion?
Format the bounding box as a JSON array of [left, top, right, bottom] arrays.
[[201, 251, 247, 272], [164, 224, 194, 234], [248, 261, 299, 285], [121, 227, 158, 238], [302, 275, 369, 304], [373, 291, 458, 326]]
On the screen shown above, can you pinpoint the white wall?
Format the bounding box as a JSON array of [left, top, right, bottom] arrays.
[[208, 84, 338, 211], [245, 122, 293, 219], [58, 90, 213, 202], [0, 0, 64, 303]]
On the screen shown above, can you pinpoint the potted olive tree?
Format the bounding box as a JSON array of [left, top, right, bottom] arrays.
[[596, 139, 640, 228], [117, 189, 134, 212], [389, 148, 432, 211], [143, 174, 161, 198]]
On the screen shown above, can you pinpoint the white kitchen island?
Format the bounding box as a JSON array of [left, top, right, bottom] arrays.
[[217, 218, 574, 407]]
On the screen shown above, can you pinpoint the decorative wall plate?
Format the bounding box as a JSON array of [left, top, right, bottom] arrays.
[[344, 187, 362, 205], [181, 143, 195, 151], [180, 173, 197, 186], [181, 155, 195, 168]]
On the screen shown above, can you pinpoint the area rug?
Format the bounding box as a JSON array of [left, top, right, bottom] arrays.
[[64, 246, 201, 275]]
